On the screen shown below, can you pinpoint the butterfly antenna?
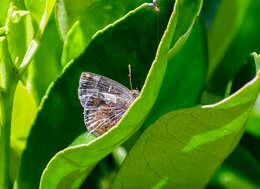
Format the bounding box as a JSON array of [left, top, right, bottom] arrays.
[[128, 64, 133, 90]]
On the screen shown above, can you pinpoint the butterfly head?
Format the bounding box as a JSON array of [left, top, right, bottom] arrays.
[[130, 90, 140, 99]]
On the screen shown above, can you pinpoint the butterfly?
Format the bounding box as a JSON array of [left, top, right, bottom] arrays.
[[145, 0, 160, 12], [78, 71, 139, 136]]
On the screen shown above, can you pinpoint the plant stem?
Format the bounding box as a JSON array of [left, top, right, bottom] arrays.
[[0, 37, 18, 189], [0, 85, 16, 189], [0, 2, 46, 187]]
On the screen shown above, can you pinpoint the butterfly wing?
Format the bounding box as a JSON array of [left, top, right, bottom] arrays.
[[78, 72, 134, 107], [78, 72, 133, 136], [83, 93, 130, 136]]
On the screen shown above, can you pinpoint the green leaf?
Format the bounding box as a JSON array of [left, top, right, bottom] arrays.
[[202, 50, 257, 105], [60, 21, 84, 66], [168, 0, 203, 54], [27, 17, 62, 103], [123, 0, 205, 153], [19, 0, 61, 103], [151, 178, 168, 189], [39, 0, 179, 188], [141, 17, 207, 132], [56, 0, 145, 40], [59, 0, 147, 66], [39, 0, 57, 33], [6, 4, 33, 68], [25, 0, 56, 33], [246, 109, 260, 138], [246, 51, 260, 138], [239, 132, 260, 166], [0, 35, 19, 189], [0, 0, 10, 27], [202, 0, 220, 28], [16, 0, 57, 79], [211, 167, 260, 189], [112, 53, 260, 189], [17, 0, 176, 188], [39, 0, 204, 188], [209, 145, 260, 189], [208, 0, 260, 96], [55, 0, 102, 40], [11, 81, 37, 154], [4, 0, 58, 102], [207, 0, 250, 80], [24, 0, 45, 25], [10, 81, 37, 182]]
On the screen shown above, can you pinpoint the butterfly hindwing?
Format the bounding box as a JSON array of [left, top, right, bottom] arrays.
[[83, 93, 127, 136]]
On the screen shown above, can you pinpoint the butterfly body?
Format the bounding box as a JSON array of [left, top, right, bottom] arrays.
[[78, 72, 139, 136]]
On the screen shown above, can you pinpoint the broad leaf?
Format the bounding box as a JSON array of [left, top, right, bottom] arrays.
[[151, 178, 168, 189], [56, 0, 146, 40], [112, 53, 260, 189], [39, 0, 204, 188], [209, 145, 260, 188], [17, 0, 175, 188], [141, 17, 207, 131], [59, 0, 147, 66], [39, 0, 179, 187], [123, 0, 205, 152], [207, 53, 260, 188]]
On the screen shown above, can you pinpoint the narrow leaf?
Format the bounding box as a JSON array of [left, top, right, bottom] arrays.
[[208, 0, 260, 96], [207, 0, 250, 80], [0, 0, 10, 26]]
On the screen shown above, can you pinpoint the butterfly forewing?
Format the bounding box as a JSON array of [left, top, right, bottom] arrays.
[[78, 72, 138, 136], [79, 72, 134, 107]]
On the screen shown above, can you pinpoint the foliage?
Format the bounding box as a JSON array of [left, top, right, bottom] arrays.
[[0, 0, 260, 188]]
